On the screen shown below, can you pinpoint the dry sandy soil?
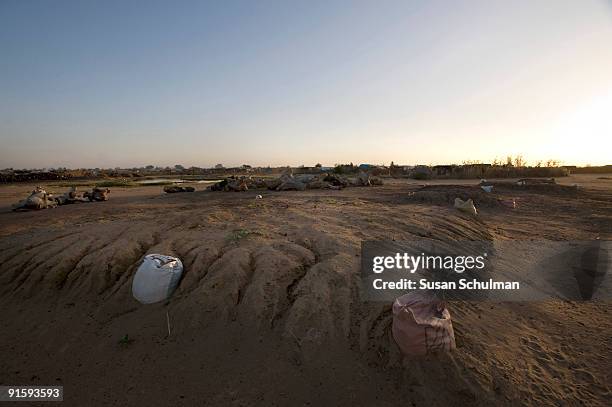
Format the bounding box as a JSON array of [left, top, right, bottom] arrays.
[[0, 174, 610, 406]]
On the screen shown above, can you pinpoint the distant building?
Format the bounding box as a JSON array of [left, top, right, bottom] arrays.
[[432, 165, 456, 177], [413, 165, 432, 175], [461, 163, 491, 178]]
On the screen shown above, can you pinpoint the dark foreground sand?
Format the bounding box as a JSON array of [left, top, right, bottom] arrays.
[[0, 175, 610, 406]]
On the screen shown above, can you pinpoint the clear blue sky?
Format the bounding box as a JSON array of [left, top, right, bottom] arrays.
[[1, 0, 611, 169]]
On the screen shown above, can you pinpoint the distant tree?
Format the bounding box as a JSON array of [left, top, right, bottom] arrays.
[[462, 160, 482, 165], [215, 164, 224, 169], [545, 159, 560, 167], [315, 163, 322, 168], [145, 165, 154, 170], [174, 164, 185, 170], [506, 156, 513, 167], [513, 155, 525, 168]]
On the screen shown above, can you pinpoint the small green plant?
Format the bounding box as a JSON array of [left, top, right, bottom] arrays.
[[118, 334, 134, 346], [226, 229, 251, 242]]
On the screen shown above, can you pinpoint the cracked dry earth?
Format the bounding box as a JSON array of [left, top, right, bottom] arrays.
[[0, 176, 610, 406]]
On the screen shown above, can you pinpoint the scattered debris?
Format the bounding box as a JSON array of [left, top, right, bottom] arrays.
[[517, 178, 556, 185], [163, 185, 195, 193], [209, 178, 249, 192], [54, 186, 87, 205], [322, 173, 350, 188], [454, 197, 478, 215], [255, 194, 263, 199], [277, 174, 307, 191], [13, 186, 110, 211], [481, 185, 493, 193], [84, 187, 111, 202], [355, 171, 371, 186], [369, 177, 384, 186], [207, 172, 383, 192], [12, 187, 57, 211]]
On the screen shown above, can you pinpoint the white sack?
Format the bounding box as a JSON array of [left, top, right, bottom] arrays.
[[132, 254, 183, 304], [454, 198, 478, 215]]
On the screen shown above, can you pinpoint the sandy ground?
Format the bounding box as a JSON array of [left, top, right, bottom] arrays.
[[0, 174, 610, 406]]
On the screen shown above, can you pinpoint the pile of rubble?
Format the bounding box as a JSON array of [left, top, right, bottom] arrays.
[[163, 185, 195, 193], [12, 186, 110, 211], [208, 172, 383, 192]]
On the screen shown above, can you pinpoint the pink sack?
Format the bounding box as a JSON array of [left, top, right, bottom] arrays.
[[392, 292, 456, 356]]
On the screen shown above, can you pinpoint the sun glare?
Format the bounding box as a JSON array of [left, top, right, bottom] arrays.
[[548, 91, 612, 166]]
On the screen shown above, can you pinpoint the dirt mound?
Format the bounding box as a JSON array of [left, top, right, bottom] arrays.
[[0, 180, 610, 406], [490, 181, 580, 196], [0, 204, 493, 366], [0, 221, 355, 341], [407, 185, 505, 208]]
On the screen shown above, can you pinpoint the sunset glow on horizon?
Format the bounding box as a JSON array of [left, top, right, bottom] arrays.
[[1, 0, 611, 169]]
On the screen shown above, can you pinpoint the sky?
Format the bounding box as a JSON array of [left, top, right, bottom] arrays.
[[1, 0, 611, 169]]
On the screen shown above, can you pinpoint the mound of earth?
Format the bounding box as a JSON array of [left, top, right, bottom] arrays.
[[489, 181, 581, 196], [407, 185, 505, 208], [0, 178, 610, 406]]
